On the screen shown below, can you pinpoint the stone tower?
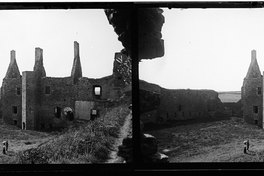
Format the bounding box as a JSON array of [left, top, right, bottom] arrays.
[[21, 47, 46, 130], [5, 50, 20, 79], [1, 50, 22, 127], [242, 50, 263, 128], [71, 41, 82, 84]]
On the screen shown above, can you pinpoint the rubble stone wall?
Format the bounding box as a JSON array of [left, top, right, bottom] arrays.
[[1, 77, 22, 128]]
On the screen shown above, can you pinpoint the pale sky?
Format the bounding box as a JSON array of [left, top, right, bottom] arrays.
[[0, 9, 123, 86], [139, 8, 264, 92]]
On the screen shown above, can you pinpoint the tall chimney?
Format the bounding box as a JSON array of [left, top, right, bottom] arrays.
[[35, 47, 43, 63], [71, 41, 82, 83], [34, 47, 46, 77], [10, 50, 15, 63], [251, 49, 256, 61], [74, 41, 79, 58]]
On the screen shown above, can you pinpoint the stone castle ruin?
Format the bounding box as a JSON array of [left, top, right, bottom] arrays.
[[139, 80, 226, 124], [0, 41, 129, 131], [242, 50, 264, 128]]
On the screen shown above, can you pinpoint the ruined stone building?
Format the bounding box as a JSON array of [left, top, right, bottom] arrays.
[[140, 80, 225, 124], [0, 41, 130, 131], [242, 50, 263, 128]]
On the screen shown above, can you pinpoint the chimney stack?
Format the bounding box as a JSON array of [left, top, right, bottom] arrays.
[[35, 47, 43, 63], [74, 41, 79, 58], [71, 41, 82, 83], [10, 50, 15, 63], [251, 49, 256, 61], [33, 47, 46, 77]]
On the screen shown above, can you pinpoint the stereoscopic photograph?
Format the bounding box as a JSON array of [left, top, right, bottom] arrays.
[[0, 7, 132, 164], [139, 7, 264, 163]]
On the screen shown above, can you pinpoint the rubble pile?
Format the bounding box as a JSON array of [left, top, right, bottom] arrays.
[[117, 133, 169, 163], [141, 133, 168, 163], [117, 136, 133, 163]]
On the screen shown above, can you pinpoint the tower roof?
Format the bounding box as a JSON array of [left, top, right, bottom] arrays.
[[71, 41, 82, 83], [245, 50, 262, 78], [5, 50, 21, 78]]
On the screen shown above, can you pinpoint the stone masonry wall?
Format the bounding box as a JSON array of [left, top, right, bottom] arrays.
[[158, 89, 224, 122], [22, 71, 37, 130], [242, 78, 263, 127], [39, 77, 75, 130], [2, 77, 22, 128], [38, 75, 120, 130]]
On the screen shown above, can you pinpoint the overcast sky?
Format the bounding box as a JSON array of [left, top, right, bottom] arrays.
[[139, 8, 264, 92], [0, 9, 123, 85]]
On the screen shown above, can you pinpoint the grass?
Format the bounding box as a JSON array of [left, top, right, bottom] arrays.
[[14, 104, 130, 164], [148, 117, 264, 162]]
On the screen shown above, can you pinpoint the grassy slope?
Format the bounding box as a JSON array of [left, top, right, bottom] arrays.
[[15, 104, 130, 164], [0, 123, 53, 164], [148, 117, 264, 162]]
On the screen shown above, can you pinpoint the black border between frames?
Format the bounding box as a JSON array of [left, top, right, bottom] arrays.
[[0, 2, 133, 9], [131, 5, 141, 165]]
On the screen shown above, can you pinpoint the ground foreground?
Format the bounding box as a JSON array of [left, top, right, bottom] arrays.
[[0, 104, 131, 164], [147, 117, 264, 162]]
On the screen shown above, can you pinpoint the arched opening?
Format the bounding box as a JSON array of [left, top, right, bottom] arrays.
[[63, 107, 74, 121]]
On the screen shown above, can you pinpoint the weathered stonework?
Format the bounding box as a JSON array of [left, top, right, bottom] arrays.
[[139, 80, 225, 124], [242, 50, 263, 128], [104, 8, 165, 60], [1, 41, 129, 131]]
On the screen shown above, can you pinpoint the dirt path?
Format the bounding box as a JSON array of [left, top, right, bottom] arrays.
[[106, 112, 132, 163]]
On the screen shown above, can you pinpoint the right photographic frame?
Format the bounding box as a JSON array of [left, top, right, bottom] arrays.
[[138, 2, 264, 168]]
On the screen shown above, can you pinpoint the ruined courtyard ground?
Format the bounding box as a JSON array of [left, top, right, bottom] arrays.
[[147, 117, 264, 162], [0, 104, 131, 164]]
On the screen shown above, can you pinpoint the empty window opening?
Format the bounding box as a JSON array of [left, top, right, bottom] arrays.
[[13, 120, 17, 125], [258, 87, 262, 95], [253, 106, 259, 114], [255, 120, 258, 125], [178, 105, 182, 111], [93, 85, 102, 97], [12, 106, 17, 114], [91, 109, 98, 121], [54, 107, 61, 118], [22, 122, 26, 130], [16, 87, 21, 95], [45, 86, 51, 94]]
